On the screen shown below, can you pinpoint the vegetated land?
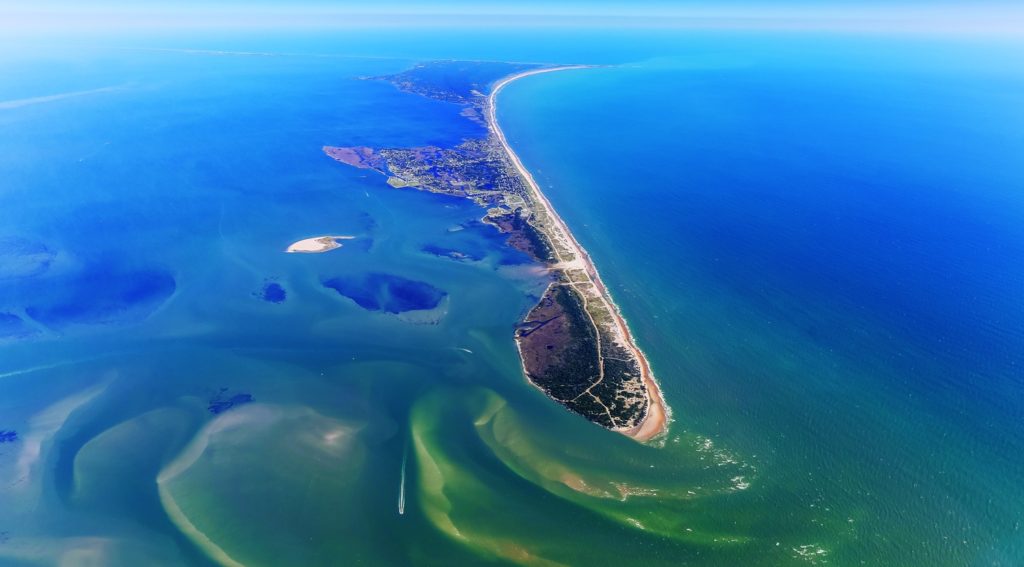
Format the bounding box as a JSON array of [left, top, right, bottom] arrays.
[[324, 61, 667, 440]]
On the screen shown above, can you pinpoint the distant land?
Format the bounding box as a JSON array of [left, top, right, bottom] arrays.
[[325, 61, 668, 441]]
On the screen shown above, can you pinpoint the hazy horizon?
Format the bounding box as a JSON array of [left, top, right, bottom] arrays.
[[3, 1, 1023, 36]]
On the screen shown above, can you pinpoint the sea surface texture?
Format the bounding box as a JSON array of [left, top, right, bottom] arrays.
[[0, 33, 1022, 566]]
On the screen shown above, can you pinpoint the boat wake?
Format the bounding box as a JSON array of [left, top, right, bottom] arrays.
[[398, 440, 408, 515]]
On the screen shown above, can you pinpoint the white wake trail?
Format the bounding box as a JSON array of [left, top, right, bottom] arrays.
[[398, 440, 408, 515]]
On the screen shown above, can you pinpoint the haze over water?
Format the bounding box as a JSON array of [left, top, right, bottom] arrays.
[[1, 24, 1022, 566]]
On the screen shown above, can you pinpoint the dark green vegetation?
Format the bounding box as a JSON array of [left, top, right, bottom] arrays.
[[368, 60, 537, 104], [518, 285, 605, 426], [517, 283, 648, 429], [325, 61, 652, 434], [486, 209, 554, 262]]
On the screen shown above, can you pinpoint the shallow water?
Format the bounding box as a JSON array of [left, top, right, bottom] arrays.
[[1, 33, 1022, 566], [499, 42, 1024, 565]]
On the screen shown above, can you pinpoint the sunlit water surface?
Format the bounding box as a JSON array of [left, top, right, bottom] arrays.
[[1, 32, 1022, 566]]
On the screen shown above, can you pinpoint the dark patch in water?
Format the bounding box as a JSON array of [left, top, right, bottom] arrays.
[[0, 237, 56, 280], [358, 211, 378, 232], [422, 244, 483, 262], [496, 252, 532, 267], [0, 313, 36, 339], [352, 237, 374, 252], [464, 218, 534, 266], [208, 389, 254, 414], [322, 272, 446, 314], [25, 268, 175, 328], [260, 282, 287, 303], [0, 430, 17, 443]]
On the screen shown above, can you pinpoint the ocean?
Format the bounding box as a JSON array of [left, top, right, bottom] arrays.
[[1, 30, 1022, 565]]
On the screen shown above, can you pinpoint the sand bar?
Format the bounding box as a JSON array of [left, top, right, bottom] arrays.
[[285, 235, 354, 254]]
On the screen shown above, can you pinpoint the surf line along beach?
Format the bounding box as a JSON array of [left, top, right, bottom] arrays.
[[488, 66, 669, 442], [321, 62, 669, 441]]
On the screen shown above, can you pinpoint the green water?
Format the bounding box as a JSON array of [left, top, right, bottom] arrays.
[[2, 33, 1023, 566]]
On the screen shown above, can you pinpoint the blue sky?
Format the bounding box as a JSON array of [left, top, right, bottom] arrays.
[[2, 1, 1022, 35]]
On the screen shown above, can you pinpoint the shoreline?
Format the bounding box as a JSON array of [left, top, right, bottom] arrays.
[[488, 67, 670, 443], [285, 235, 354, 254]]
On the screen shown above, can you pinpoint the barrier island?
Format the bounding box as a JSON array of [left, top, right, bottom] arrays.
[[325, 62, 668, 441]]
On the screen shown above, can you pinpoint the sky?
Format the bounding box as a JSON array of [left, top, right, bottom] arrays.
[[1, 1, 1023, 35]]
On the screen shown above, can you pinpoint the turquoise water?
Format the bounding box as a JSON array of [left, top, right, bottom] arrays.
[[1, 32, 1022, 565], [499, 44, 1024, 564]]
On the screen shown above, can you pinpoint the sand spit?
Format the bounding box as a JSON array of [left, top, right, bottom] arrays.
[[285, 235, 354, 254]]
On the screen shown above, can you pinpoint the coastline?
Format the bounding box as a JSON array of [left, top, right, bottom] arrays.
[[285, 235, 355, 253], [487, 67, 669, 442]]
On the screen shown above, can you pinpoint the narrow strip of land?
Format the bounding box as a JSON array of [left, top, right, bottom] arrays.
[[487, 67, 668, 442], [324, 62, 670, 441]]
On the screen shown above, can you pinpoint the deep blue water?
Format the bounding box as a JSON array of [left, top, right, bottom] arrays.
[[0, 31, 1022, 566], [258, 281, 287, 303], [500, 40, 1024, 564], [322, 272, 447, 313]]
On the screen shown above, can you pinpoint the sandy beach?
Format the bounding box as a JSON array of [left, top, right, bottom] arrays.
[[285, 235, 354, 253], [488, 67, 669, 442]]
